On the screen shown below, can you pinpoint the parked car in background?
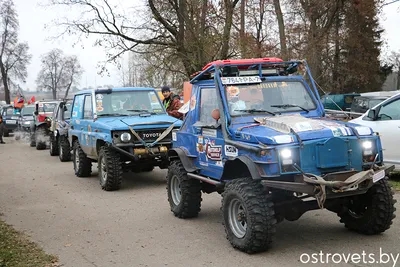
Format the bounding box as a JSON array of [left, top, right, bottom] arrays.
[[17, 104, 35, 133], [350, 96, 388, 118], [0, 104, 19, 137], [350, 92, 400, 170], [321, 93, 360, 111]]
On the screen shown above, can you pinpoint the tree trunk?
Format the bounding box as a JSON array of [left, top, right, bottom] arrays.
[[332, 11, 340, 93], [308, 17, 322, 82], [273, 0, 288, 60], [0, 61, 10, 104], [52, 89, 57, 100], [220, 0, 238, 59], [239, 0, 246, 56]]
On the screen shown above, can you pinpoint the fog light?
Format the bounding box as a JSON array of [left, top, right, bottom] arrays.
[[120, 132, 131, 142], [159, 146, 168, 152]]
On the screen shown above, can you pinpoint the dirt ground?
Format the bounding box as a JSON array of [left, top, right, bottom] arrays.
[[1, 135, 400, 267]]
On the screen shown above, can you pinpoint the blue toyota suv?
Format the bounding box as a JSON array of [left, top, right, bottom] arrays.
[[68, 87, 182, 191]]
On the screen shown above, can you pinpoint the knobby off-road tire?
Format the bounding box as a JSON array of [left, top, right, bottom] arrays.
[[221, 178, 277, 254], [338, 178, 396, 234], [58, 136, 71, 162], [167, 160, 202, 218], [29, 132, 35, 147], [72, 141, 92, 177], [49, 135, 59, 156], [98, 146, 123, 191], [35, 128, 47, 150]]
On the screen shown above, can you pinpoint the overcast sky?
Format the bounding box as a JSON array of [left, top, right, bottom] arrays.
[[13, 0, 400, 91]]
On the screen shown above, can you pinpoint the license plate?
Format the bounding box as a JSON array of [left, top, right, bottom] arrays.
[[6, 120, 16, 124], [373, 170, 385, 183]]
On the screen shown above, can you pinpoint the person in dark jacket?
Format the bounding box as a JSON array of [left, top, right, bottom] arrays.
[[0, 115, 5, 144], [161, 86, 183, 119]]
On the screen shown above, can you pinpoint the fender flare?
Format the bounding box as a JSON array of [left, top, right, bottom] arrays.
[[221, 155, 261, 180], [168, 148, 197, 173]]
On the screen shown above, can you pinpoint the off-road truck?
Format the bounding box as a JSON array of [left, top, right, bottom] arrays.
[[49, 99, 73, 161], [68, 87, 182, 191], [166, 58, 396, 253], [30, 100, 59, 149]]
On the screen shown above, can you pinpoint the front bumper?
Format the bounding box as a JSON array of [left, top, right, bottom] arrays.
[[262, 164, 394, 207], [111, 144, 170, 161]]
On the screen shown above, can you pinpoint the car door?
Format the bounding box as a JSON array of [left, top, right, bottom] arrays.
[[360, 97, 400, 165], [193, 87, 225, 179], [80, 94, 94, 155]]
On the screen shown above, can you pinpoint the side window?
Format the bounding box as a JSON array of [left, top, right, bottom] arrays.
[[199, 88, 219, 125], [378, 99, 400, 121], [53, 106, 59, 120], [71, 95, 85, 119], [83, 95, 93, 119]]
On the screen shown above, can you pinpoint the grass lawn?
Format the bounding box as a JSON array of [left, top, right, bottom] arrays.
[[389, 171, 400, 191], [0, 218, 58, 267]]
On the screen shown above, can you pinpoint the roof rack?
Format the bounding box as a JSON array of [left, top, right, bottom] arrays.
[[190, 57, 305, 83]]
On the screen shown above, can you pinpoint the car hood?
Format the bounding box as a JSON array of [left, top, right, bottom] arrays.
[[230, 114, 373, 145], [92, 114, 181, 130]]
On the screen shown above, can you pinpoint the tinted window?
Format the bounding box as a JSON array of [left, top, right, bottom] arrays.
[[22, 106, 35, 116]]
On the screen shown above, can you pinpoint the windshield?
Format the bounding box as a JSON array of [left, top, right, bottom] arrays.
[[5, 108, 14, 115], [22, 106, 35, 116], [38, 103, 57, 113], [95, 90, 164, 116], [64, 103, 72, 119], [225, 81, 316, 116]]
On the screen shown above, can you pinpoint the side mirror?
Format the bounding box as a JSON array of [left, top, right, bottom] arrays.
[[34, 111, 38, 116], [367, 109, 376, 120]]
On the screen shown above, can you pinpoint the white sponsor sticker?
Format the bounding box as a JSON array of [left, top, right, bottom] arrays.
[[202, 128, 217, 138], [221, 76, 261, 85], [225, 145, 238, 157], [373, 170, 385, 183], [172, 131, 177, 141]]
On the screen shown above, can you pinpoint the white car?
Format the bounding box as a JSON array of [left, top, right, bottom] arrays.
[[350, 92, 400, 170]]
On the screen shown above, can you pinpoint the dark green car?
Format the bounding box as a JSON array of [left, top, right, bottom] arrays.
[[321, 93, 360, 111]]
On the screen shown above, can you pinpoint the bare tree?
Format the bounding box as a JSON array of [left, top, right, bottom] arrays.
[[0, 0, 31, 103], [36, 48, 83, 100], [47, 0, 241, 78]]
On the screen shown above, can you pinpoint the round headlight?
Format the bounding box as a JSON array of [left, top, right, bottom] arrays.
[[280, 149, 292, 159], [362, 141, 372, 150], [120, 132, 131, 142]]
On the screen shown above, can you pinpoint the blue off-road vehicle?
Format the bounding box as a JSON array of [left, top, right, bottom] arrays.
[[166, 58, 396, 253], [68, 87, 182, 191]]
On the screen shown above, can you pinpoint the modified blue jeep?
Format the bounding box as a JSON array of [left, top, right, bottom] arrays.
[[166, 58, 396, 253], [68, 87, 182, 191]]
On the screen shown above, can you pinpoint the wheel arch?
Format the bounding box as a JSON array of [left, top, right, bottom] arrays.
[[168, 148, 197, 173], [221, 156, 261, 181]]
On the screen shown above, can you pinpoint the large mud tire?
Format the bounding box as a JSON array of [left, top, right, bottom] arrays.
[[49, 135, 59, 156], [58, 136, 71, 162], [338, 177, 396, 234], [72, 141, 92, 177], [221, 178, 277, 254], [29, 132, 35, 147], [167, 161, 202, 218], [35, 128, 47, 150], [98, 146, 123, 191]]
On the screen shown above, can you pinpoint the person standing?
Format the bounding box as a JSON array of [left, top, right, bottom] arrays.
[[0, 115, 5, 144], [161, 86, 183, 119]]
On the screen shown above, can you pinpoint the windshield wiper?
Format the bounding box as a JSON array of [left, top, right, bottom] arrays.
[[270, 104, 309, 113], [97, 113, 129, 117], [234, 109, 276, 116], [127, 109, 150, 113]]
